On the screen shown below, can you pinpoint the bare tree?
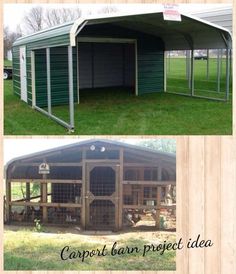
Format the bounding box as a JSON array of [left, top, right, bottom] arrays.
[[44, 8, 81, 28], [4, 26, 22, 59], [23, 6, 43, 34], [98, 5, 118, 15]]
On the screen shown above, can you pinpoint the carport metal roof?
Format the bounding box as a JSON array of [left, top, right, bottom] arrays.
[[14, 10, 232, 50]]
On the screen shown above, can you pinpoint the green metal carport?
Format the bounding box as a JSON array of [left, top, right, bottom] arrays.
[[12, 11, 232, 130]]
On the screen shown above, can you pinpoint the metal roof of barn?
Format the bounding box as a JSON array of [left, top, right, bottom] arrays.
[[6, 139, 176, 167], [5, 139, 176, 179], [14, 10, 232, 50]]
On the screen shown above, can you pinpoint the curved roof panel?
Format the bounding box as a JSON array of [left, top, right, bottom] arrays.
[[14, 10, 232, 50]]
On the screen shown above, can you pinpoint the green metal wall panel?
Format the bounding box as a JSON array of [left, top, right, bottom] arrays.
[[13, 33, 71, 107], [13, 22, 164, 110], [137, 38, 164, 95], [34, 46, 77, 108], [26, 49, 32, 105], [12, 46, 21, 98], [26, 34, 70, 51], [35, 49, 47, 107]]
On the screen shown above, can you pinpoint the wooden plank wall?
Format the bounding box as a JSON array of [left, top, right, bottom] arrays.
[[1, 0, 236, 274], [177, 137, 236, 274]]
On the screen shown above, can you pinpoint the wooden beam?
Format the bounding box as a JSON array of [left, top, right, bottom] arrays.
[[81, 149, 86, 229], [118, 148, 124, 229], [41, 172, 48, 222], [6, 180, 11, 222], [124, 163, 159, 168], [9, 201, 82, 208], [84, 159, 120, 163], [26, 182, 30, 201], [10, 179, 82, 184], [115, 165, 119, 231], [16, 162, 83, 167], [123, 180, 176, 186], [156, 186, 161, 229], [25, 182, 31, 217], [13, 193, 52, 202], [122, 204, 176, 210], [42, 182, 47, 222]]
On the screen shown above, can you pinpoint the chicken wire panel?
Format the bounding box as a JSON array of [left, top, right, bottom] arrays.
[[124, 167, 158, 181], [51, 183, 82, 204], [88, 200, 115, 230], [89, 167, 116, 196], [166, 50, 230, 100], [123, 185, 158, 206]]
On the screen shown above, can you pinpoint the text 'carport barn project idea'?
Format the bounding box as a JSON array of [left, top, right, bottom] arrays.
[[12, 10, 232, 130], [5, 139, 176, 231]]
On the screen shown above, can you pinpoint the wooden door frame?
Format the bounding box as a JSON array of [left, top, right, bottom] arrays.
[[84, 162, 120, 230]]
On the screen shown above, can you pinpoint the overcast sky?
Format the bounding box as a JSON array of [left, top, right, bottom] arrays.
[[4, 3, 231, 32]]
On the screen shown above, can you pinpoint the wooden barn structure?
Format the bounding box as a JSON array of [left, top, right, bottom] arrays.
[[5, 140, 176, 231]]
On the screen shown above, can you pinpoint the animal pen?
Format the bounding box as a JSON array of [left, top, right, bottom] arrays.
[[5, 140, 176, 231], [12, 10, 232, 131]]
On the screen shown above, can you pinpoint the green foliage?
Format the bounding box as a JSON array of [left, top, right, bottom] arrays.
[[138, 139, 176, 153], [34, 219, 43, 232]]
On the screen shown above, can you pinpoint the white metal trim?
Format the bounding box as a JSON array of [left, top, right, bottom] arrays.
[[31, 51, 36, 107], [19, 46, 27, 103], [30, 44, 69, 51], [76, 37, 80, 104], [68, 46, 75, 128], [46, 48, 52, 114]]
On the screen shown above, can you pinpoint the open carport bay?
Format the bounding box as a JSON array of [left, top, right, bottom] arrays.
[[4, 79, 232, 135]]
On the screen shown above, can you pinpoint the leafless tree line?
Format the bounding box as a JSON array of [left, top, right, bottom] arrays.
[[4, 5, 118, 58], [23, 7, 82, 33]]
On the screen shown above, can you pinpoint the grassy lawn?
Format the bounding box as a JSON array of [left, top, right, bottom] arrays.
[[4, 58, 232, 135], [4, 59, 12, 67], [167, 58, 231, 100], [4, 226, 176, 270]]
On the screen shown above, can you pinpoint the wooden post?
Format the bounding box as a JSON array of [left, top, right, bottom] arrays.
[[156, 186, 161, 229], [81, 149, 86, 229], [156, 165, 162, 228], [26, 182, 30, 217], [6, 180, 11, 222], [118, 148, 124, 230], [42, 174, 47, 222], [115, 165, 119, 231]]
